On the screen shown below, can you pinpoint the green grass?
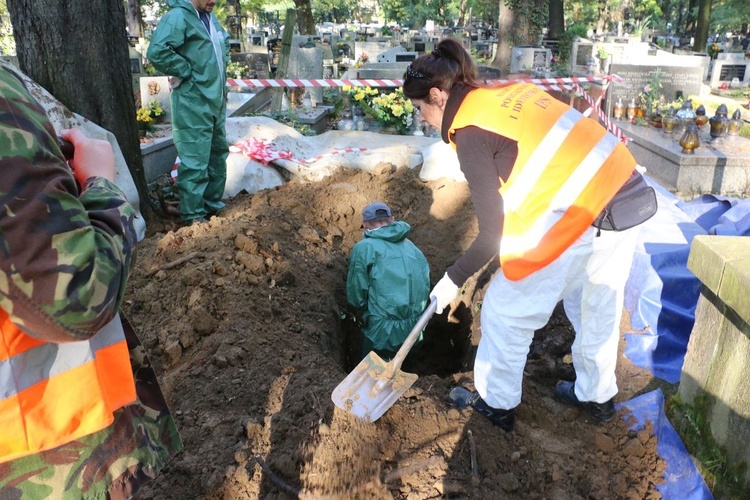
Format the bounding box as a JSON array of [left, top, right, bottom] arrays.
[[666, 393, 750, 497]]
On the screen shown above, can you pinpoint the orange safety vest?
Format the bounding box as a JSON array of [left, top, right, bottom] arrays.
[[0, 308, 136, 463], [448, 83, 636, 281]]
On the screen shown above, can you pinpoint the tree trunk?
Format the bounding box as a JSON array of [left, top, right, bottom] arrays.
[[457, 0, 469, 27], [661, 0, 671, 25], [491, 0, 514, 75], [126, 0, 142, 38], [547, 0, 564, 40], [293, 0, 315, 35], [685, 0, 698, 35], [693, 0, 711, 52], [7, 0, 151, 221]]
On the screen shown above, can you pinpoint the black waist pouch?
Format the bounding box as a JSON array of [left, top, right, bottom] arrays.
[[596, 171, 658, 231]]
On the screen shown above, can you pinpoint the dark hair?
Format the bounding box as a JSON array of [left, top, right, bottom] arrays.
[[402, 37, 479, 102]]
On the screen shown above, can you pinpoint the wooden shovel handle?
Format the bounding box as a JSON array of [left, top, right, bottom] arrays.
[[386, 298, 437, 377]]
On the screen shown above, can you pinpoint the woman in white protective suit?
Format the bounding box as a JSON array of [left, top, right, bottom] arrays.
[[402, 38, 657, 431]]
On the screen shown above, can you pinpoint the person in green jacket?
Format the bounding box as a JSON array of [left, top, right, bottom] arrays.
[[346, 202, 431, 364], [147, 0, 230, 225]]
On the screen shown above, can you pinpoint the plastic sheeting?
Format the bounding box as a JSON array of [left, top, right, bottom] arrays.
[[623, 179, 706, 383], [624, 178, 750, 384], [618, 389, 713, 499]]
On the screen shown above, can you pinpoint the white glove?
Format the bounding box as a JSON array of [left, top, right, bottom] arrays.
[[430, 272, 459, 314]]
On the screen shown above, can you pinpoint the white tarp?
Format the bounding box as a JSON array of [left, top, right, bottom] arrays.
[[224, 116, 462, 185]]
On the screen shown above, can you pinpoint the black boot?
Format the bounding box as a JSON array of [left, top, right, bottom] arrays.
[[554, 381, 616, 422], [447, 386, 515, 432]]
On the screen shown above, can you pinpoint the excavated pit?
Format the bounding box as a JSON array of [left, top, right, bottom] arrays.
[[125, 164, 668, 499]]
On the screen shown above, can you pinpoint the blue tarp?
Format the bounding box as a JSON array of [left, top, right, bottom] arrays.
[[618, 389, 713, 499], [623, 179, 750, 383], [620, 177, 750, 499]]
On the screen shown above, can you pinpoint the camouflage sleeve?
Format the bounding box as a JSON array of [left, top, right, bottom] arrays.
[[0, 64, 137, 343]]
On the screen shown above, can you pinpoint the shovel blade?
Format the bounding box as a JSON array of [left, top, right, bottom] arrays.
[[331, 352, 418, 422]]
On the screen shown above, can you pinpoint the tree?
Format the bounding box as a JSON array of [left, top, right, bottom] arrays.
[[692, 0, 711, 52], [295, 0, 315, 35], [491, 0, 546, 74], [126, 0, 143, 37], [548, 0, 565, 39], [7, 0, 152, 220], [492, 0, 514, 73]]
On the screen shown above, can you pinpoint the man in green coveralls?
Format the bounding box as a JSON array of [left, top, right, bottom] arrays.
[[148, 0, 230, 224]]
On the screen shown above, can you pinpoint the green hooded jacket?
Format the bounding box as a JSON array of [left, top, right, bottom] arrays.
[[346, 221, 430, 352], [147, 0, 229, 115]]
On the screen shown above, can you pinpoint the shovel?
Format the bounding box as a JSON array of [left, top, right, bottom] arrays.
[[332, 298, 437, 422]]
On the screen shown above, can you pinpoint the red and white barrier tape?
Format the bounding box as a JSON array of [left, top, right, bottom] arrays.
[[226, 74, 629, 143], [226, 75, 615, 88]]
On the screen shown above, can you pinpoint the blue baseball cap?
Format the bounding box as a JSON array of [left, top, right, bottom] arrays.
[[362, 202, 392, 222]]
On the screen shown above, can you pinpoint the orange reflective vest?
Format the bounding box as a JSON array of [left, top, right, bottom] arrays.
[[448, 84, 636, 281], [0, 308, 136, 463]]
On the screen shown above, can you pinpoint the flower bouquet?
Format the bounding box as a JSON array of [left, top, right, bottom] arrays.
[[344, 86, 414, 135], [136, 101, 164, 133]]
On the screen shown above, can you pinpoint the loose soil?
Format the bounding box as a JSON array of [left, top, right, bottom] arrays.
[[125, 164, 671, 499]]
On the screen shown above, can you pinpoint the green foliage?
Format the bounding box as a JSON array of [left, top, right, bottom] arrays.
[[312, 0, 358, 23], [322, 89, 345, 117], [556, 23, 588, 67], [268, 109, 317, 136], [381, 0, 413, 26], [667, 393, 750, 497], [226, 60, 249, 79], [505, 0, 548, 40], [711, 0, 750, 33]]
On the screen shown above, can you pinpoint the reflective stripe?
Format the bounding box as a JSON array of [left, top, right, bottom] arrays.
[[503, 108, 581, 211], [0, 315, 124, 400], [0, 309, 136, 462], [501, 132, 620, 256]]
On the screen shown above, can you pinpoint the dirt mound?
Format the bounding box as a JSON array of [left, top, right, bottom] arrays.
[[126, 165, 666, 499]]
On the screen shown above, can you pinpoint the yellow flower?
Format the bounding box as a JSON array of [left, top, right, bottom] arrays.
[[342, 85, 351, 92], [136, 107, 153, 123], [391, 104, 404, 117]]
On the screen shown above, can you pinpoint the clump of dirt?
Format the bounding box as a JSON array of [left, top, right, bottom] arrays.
[[125, 164, 667, 499]]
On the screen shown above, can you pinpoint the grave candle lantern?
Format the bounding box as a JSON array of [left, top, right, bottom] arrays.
[[695, 105, 709, 127], [727, 109, 743, 136], [626, 98, 637, 120], [679, 121, 701, 154], [709, 104, 729, 138], [662, 109, 678, 134], [613, 98, 624, 120]]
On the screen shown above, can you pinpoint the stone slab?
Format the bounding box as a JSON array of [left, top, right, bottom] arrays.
[[617, 121, 750, 196], [687, 235, 750, 296], [719, 257, 750, 323], [679, 290, 723, 402], [141, 134, 177, 184], [680, 236, 750, 482]]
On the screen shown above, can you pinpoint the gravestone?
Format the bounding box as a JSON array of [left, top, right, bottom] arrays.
[[377, 45, 416, 63], [608, 63, 704, 113], [288, 45, 324, 103], [477, 66, 502, 80], [710, 59, 750, 87], [571, 42, 594, 74], [230, 48, 271, 79], [129, 47, 143, 75], [139, 76, 172, 120], [249, 33, 265, 47], [354, 40, 394, 63], [510, 47, 551, 74], [267, 38, 281, 73]]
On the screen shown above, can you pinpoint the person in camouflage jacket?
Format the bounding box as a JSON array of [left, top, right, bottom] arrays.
[[0, 62, 183, 499]]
